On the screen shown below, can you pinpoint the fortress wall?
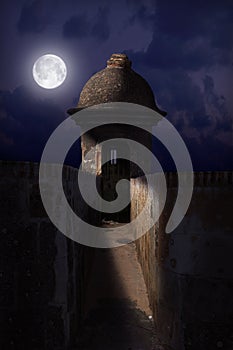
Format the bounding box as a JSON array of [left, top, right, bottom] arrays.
[[0, 161, 96, 350], [1, 160, 233, 349], [131, 172, 233, 350]]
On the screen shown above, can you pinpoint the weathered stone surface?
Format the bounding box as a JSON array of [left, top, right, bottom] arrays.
[[68, 53, 166, 116], [132, 172, 233, 350], [0, 161, 95, 349], [1, 164, 232, 349]]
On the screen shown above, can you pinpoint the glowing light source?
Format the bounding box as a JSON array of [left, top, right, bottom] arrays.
[[32, 54, 67, 89]]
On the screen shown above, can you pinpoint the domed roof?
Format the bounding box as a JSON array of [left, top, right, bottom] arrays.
[[68, 53, 166, 116]]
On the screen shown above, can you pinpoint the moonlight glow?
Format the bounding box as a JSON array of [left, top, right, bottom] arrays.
[[33, 54, 67, 89]]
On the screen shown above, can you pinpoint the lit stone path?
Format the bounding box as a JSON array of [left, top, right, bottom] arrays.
[[77, 225, 164, 350]]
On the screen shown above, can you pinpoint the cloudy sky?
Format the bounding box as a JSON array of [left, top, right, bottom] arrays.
[[0, 0, 232, 170]]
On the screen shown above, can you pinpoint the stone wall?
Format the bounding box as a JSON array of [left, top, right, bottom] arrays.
[[0, 161, 96, 350], [131, 172, 233, 350], [2, 160, 233, 350]]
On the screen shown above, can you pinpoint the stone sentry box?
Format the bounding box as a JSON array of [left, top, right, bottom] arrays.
[[67, 53, 166, 222]]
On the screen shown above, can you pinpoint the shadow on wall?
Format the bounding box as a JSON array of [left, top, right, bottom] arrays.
[[0, 160, 156, 350], [132, 172, 233, 350], [0, 161, 95, 349]]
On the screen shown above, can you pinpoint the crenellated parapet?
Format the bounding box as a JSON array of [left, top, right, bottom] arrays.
[[165, 171, 233, 188]]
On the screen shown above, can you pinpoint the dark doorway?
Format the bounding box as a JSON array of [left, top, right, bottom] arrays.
[[101, 141, 130, 223]]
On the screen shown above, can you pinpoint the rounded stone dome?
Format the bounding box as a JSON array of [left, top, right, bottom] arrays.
[[68, 53, 166, 116]]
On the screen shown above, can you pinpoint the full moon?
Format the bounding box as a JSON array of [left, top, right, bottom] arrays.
[[33, 54, 67, 89]]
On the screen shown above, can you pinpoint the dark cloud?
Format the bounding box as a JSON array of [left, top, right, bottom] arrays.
[[91, 7, 110, 41], [17, 0, 53, 34], [203, 75, 233, 132], [124, 0, 232, 171], [128, 5, 155, 30], [169, 73, 233, 170], [63, 6, 110, 41], [203, 75, 226, 110], [128, 33, 220, 71], [139, 65, 232, 171], [166, 72, 232, 133], [155, 1, 208, 40], [156, 0, 233, 45], [142, 69, 211, 129], [63, 14, 89, 39], [127, 0, 233, 71], [0, 86, 65, 162]]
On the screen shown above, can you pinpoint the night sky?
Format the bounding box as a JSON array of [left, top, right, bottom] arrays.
[[0, 0, 232, 170]]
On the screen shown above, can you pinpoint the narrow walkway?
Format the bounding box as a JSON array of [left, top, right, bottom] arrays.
[[77, 224, 164, 350]]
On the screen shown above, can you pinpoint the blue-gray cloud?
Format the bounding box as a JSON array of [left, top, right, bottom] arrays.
[[0, 86, 64, 161], [127, 0, 233, 70], [91, 7, 110, 41], [63, 6, 110, 41], [17, 0, 53, 34], [63, 14, 89, 39]]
